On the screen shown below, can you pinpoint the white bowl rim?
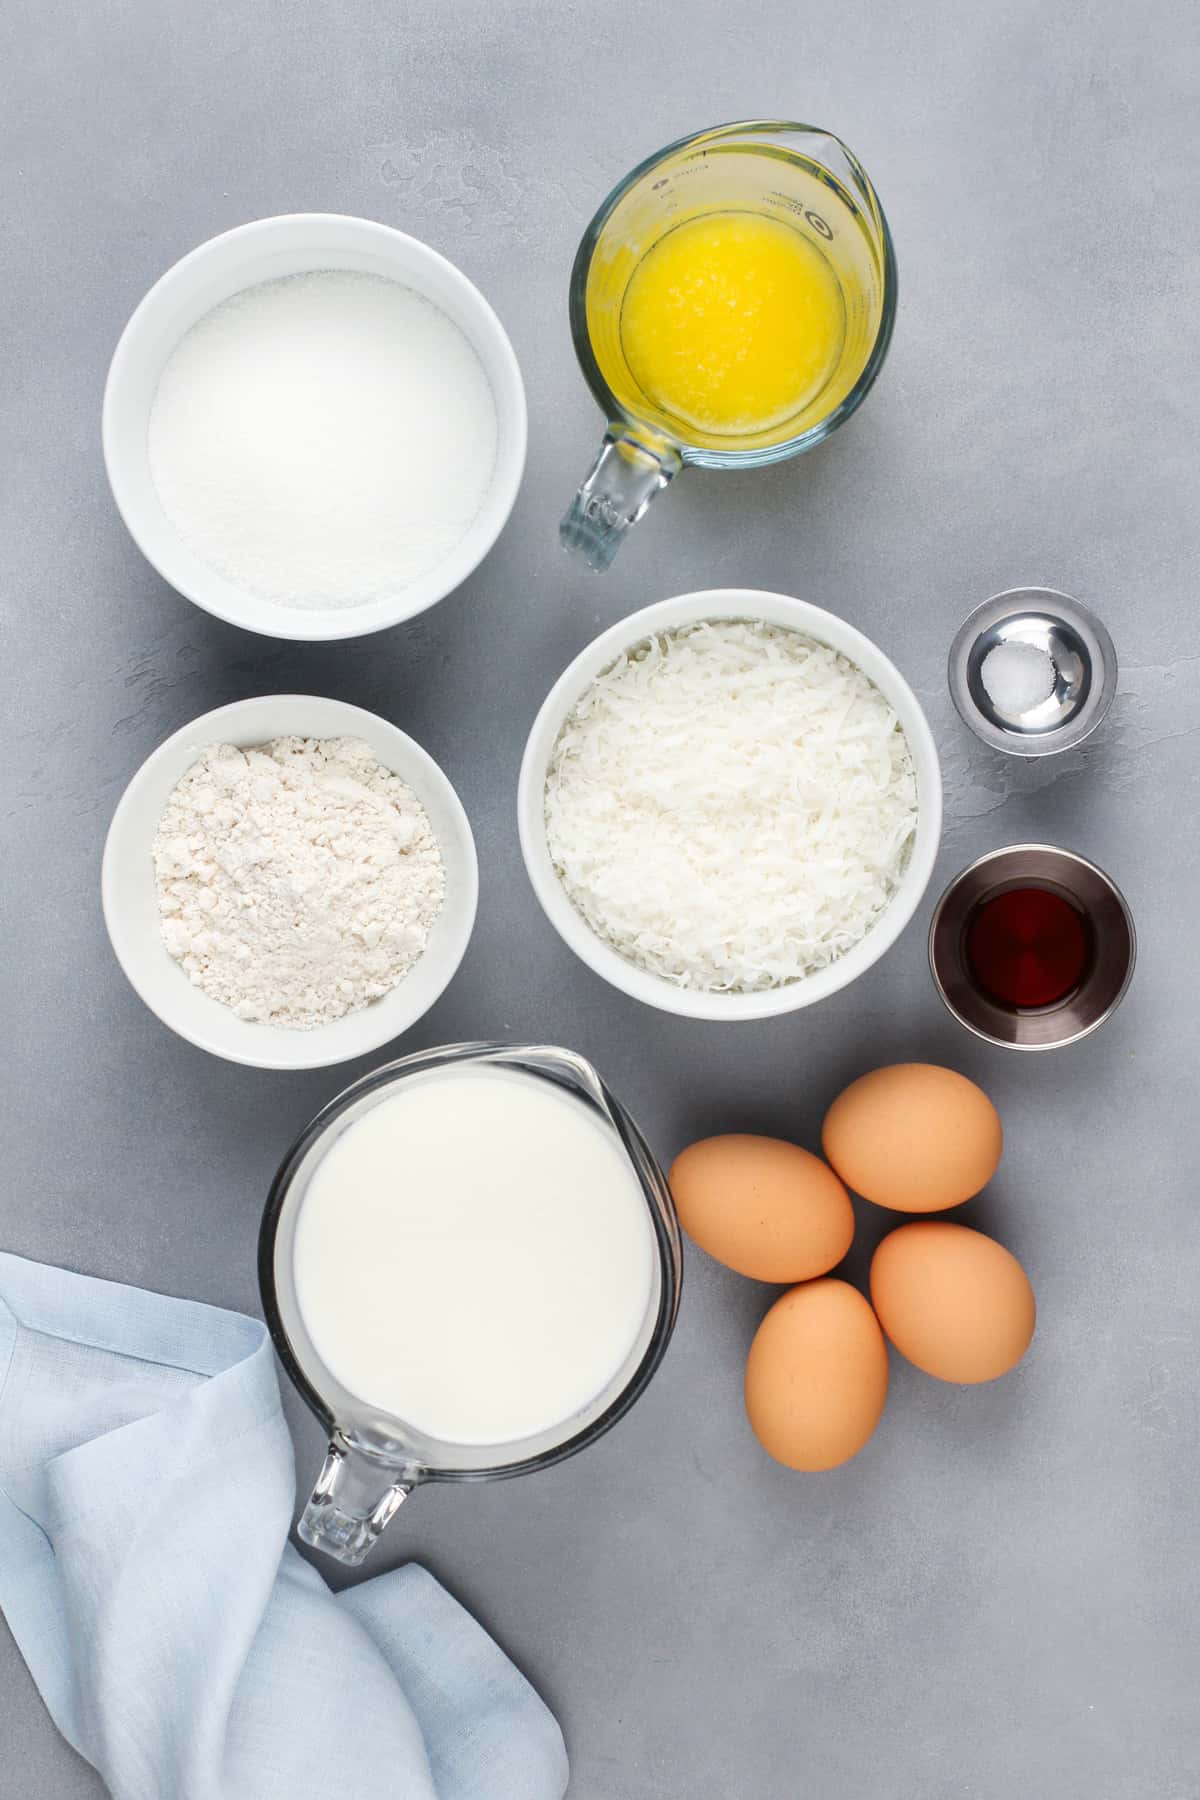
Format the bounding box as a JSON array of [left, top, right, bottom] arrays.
[[101, 212, 528, 643], [517, 588, 944, 1021], [102, 694, 479, 1068]]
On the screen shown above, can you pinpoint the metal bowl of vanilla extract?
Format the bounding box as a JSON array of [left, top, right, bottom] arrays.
[[929, 845, 1136, 1050]]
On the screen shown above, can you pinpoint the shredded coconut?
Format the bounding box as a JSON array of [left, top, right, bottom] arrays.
[[153, 736, 444, 1027], [544, 621, 918, 992]]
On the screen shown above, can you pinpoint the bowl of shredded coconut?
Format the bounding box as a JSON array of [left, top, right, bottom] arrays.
[[102, 696, 478, 1067], [518, 590, 942, 1020]]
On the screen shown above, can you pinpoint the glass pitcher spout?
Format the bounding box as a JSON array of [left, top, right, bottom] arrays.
[[560, 430, 681, 572]]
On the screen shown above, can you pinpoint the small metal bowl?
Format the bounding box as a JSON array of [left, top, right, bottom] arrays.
[[948, 588, 1117, 756], [929, 844, 1136, 1050]]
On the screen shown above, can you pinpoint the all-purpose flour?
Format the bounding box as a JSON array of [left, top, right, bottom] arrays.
[[153, 736, 444, 1027], [148, 270, 498, 608]]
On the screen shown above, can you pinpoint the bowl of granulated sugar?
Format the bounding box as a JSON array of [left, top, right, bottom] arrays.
[[103, 215, 526, 641], [102, 695, 479, 1068]]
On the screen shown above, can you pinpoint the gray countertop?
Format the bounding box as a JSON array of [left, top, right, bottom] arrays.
[[3, 4, 1198, 1796]]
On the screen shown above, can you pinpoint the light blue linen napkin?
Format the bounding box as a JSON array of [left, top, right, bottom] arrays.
[[0, 1252, 569, 1800]]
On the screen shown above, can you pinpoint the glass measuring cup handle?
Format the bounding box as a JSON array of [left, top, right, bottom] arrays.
[[560, 428, 682, 571], [298, 1432, 420, 1566]]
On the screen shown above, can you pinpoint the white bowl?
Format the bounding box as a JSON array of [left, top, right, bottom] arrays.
[[518, 589, 943, 1021], [102, 214, 527, 642], [102, 696, 479, 1069]]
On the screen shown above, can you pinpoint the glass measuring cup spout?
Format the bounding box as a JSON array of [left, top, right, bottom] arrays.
[[560, 120, 897, 571], [260, 1042, 682, 1566]]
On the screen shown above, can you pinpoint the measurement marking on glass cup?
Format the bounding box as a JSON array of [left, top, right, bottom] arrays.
[[765, 190, 836, 238]]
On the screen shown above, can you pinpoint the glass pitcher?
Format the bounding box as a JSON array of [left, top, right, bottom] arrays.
[[259, 1042, 682, 1566], [560, 120, 897, 571]]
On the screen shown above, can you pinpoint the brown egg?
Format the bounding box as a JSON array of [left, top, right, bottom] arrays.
[[822, 1063, 1002, 1213], [669, 1135, 854, 1282], [744, 1278, 889, 1470], [870, 1221, 1036, 1383]]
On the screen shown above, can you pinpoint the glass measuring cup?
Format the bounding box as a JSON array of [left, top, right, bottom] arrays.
[[259, 1042, 682, 1565], [561, 120, 897, 570]]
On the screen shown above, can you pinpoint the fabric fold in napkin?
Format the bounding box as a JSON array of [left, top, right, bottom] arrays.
[[0, 1252, 568, 1800]]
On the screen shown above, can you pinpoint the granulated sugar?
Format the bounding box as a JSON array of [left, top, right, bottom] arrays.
[[148, 271, 498, 608]]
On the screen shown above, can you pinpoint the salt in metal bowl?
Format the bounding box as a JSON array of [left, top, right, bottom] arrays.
[[948, 587, 1117, 757]]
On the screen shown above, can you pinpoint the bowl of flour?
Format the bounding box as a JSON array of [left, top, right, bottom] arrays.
[[102, 696, 479, 1068], [103, 215, 526, 641]]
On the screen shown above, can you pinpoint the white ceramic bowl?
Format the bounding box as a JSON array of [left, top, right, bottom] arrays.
[[102, 695, 479, 1069], [518, 589, 943, 1021], [102, 213, 527, 642]]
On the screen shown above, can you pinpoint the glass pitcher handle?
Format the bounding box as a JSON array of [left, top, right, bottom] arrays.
[[298, 1432, 417, 1567], [560, 430, 681, 571]]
